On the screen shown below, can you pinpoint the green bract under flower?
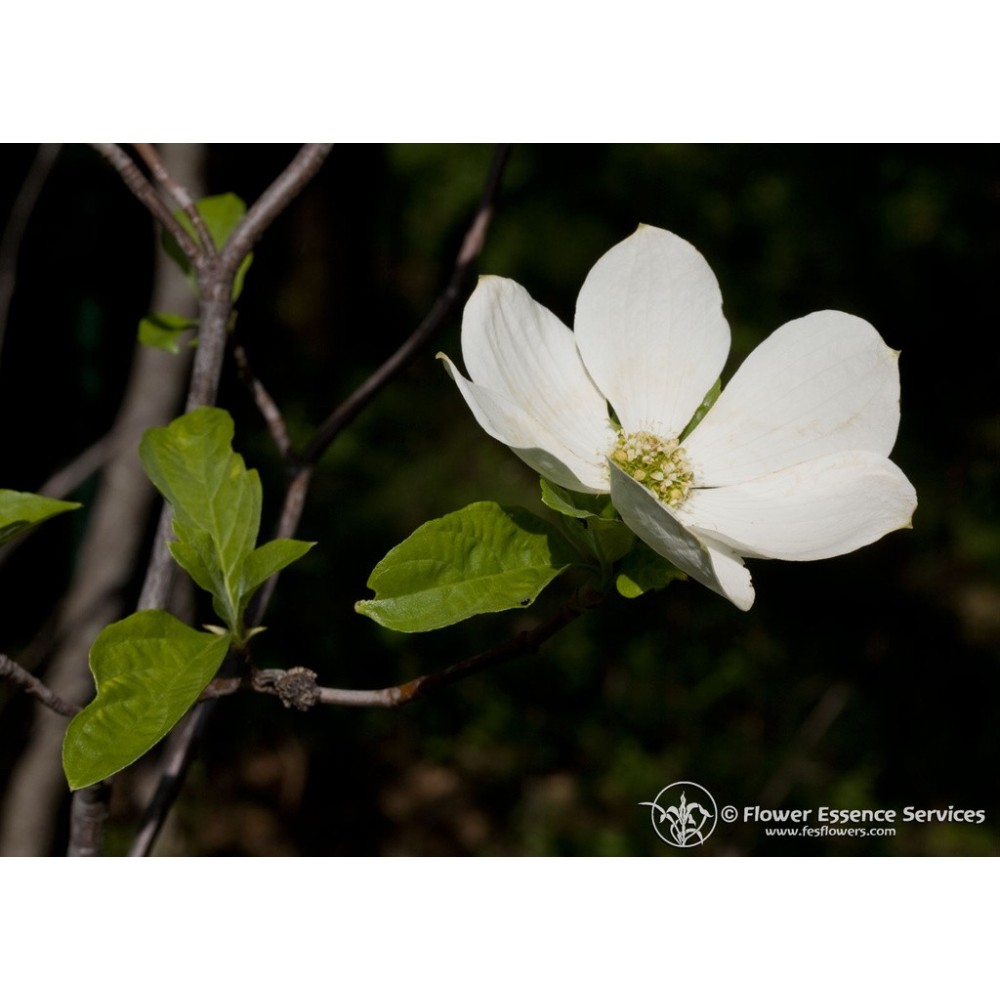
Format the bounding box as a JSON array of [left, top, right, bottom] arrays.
[[439, 225, 917, 610]]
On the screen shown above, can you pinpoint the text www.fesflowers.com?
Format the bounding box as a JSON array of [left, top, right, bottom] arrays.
[[764, 825, 896, 838]]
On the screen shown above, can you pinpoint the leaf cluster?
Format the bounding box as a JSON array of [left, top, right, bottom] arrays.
[[60, 407, 312, 790]]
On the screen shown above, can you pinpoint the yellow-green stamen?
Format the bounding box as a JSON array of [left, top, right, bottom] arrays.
[[612, 430, 694, 507]]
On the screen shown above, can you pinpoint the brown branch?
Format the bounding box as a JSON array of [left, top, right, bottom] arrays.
[[248, 145, 512, 662], [300, 144, 510, 467], [129, 144, 508, 856], [0, 653, 81, 717], [93, 144, 203, 266], [66, 781, 110, 856], [132, 143, 215, 253], [234, 343, 292, 457], [206, 587, 602, 711], [138, 146, 332, 613], [325, 586, 600, 706], [127, 705, 215, 857], [127, 147, 333, 856]]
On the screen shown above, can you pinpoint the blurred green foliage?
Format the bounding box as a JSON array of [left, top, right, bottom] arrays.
[[1, 145, 998, 855]]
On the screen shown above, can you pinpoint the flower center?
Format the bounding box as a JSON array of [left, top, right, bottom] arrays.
[[611, 430, 694, 507]]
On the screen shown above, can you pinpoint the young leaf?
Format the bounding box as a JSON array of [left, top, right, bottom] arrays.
[[138, 312, 197, 354], [62, 610, 229, 790], [139, 407, 261, 630], [0, 489, 81, 547], [356, 502, 576, 632], [162, 193, 254, 301], [139, 407, 313, 638], [238, 538, 315, 622], [615, 542, 686, 598], [540, 479, 616, 520], [540, 478, 634, 570]]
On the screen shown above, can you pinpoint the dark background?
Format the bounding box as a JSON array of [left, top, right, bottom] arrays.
[[1, 144, 997, 855]]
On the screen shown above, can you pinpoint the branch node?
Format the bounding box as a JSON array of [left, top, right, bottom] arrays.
[[254, 666, 319, 711]]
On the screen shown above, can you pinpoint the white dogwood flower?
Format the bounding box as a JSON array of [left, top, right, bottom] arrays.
[[439, 225, 916, 610]]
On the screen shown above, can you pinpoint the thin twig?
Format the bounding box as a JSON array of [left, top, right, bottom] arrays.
[[320, 586, 599, 707], [234, 344, 292, 457], [0, 653, 81, 717], [249, 147, 511, 626], [93, 144, 203, 267], [300, 144, 510, 466], [132, 143, 215, 253], [128, 146, 333, 856], [138, 145, 332, 613], [130, 144, 509, 857], [205, 587, 601, 711], [128, 705, 215, 857], [0, 143, 60, 368]]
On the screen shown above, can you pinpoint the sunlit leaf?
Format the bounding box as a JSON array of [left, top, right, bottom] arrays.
[[62, 610, 229, 790], [356, 502, 575, 632], [161, 193, 254, 301], [140, 408, 260, 630], [238, 538, 315, 622], [139, 407, 311, 638], [540, 479, 616, 520]]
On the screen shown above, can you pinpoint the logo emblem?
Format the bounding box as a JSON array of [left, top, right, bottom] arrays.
[[639, 781, 718, 847]]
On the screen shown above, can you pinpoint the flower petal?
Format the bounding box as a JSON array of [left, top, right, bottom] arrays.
[[459, 276, 616, 478], [685, 311, 902, 486], [678, 451, 917, 561], [610, 463, 755, 610], [439, 353, 609, 492], [575, 225, 730, 439]]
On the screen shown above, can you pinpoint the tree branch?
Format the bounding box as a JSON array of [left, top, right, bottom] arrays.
[[93, 144, 203, 266], [234, 343, 292, 458], [128, 144, 510, 857], [0, 653, 81, 717], [127, 704, 215, 857], [323, 586, 599, 706], [206, 587, 601, 711], [126, 146, 332, 856], [137, 146, 332, 613], [66, 782, 110, 857], [300, 144, 510, 466], [132, 143, 215, 253]]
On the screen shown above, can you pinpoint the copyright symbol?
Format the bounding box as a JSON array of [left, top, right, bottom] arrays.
[[720, 805, 738, 823]]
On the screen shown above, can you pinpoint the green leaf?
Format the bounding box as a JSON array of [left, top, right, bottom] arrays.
[[140, 408, 260, 630], [0, 489, 81, 547], [137, 312, 197, 354], [62, 610, 229, 790], [356, 502, 575, 632], [162, 193, 253, 301], [238, 538, 315, 622], [540, 478, 634, 571], [540, 479, 616, 520], [680, 378, 721, 441], [615, 543, 686, 598], [139, 407, 312, 638]]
